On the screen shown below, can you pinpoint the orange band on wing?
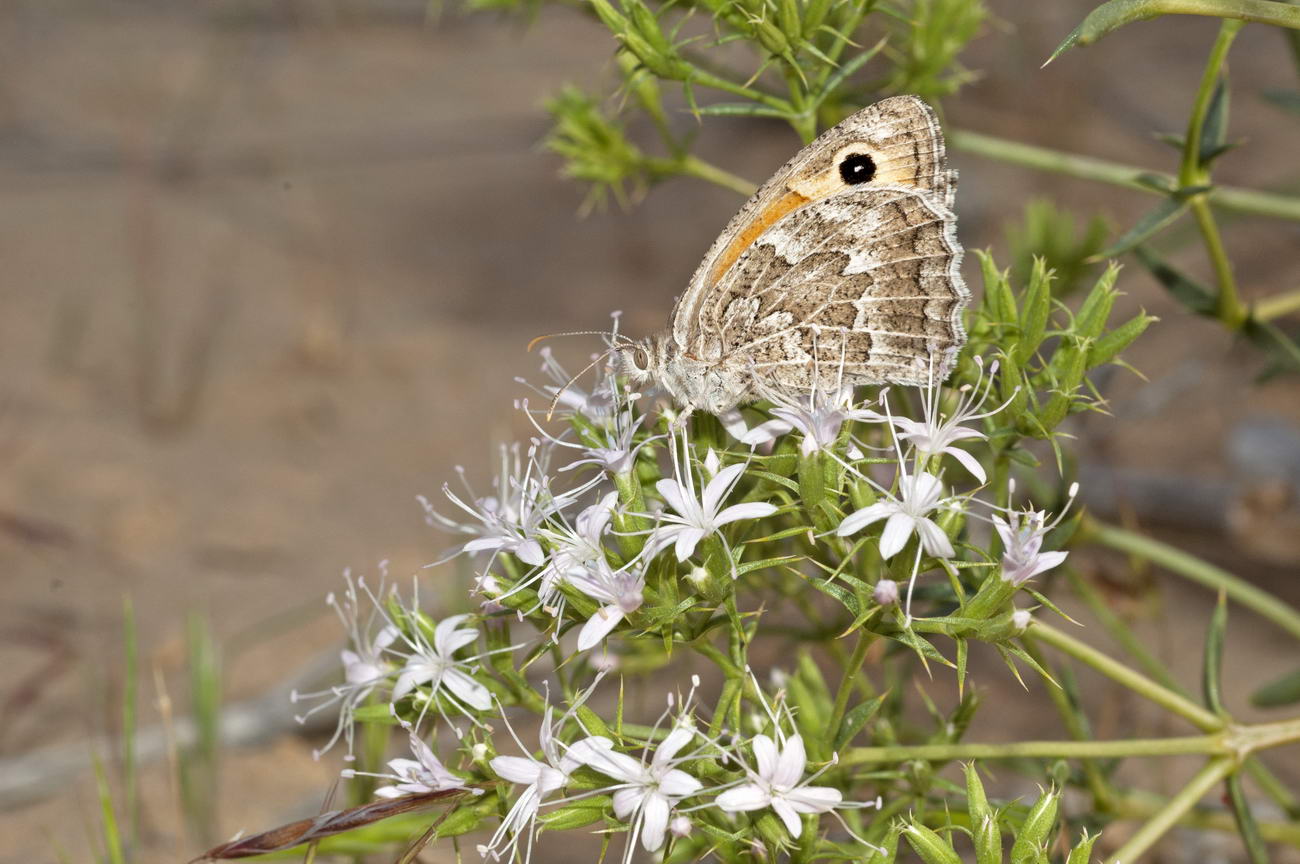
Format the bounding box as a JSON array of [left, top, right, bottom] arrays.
[[707, 188, 810, 286]]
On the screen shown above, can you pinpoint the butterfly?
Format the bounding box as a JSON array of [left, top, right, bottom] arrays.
[[619, 95, 968, 415]]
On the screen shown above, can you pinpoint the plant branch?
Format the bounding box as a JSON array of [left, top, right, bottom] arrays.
[[1029, 621, 1227, 731], [948, 129, 1300, 222], [1104, 756, 1236, 864], [1254, 287, 1300, 321], [1083, 518, 1300, 642]]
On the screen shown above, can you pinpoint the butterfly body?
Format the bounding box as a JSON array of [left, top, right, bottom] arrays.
[[622, 95, 968, 414]]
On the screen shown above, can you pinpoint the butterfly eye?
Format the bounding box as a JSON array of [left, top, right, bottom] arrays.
[[631, 346, 650, 371], [838, 153, 876, 185]]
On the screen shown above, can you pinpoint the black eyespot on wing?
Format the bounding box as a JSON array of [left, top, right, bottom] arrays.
[[839, 153, 876, 185]]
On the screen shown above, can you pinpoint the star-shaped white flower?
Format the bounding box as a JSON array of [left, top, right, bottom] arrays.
[[715, 733, 841, 839], [392, 614, 492, 713], [993, 483, 1077, 586], [567, 558, 646, 651], [837, 470, 955, 560], [345, 728, 474, 798], [647, 430, 776, 568], [570, 725, 703, 855]]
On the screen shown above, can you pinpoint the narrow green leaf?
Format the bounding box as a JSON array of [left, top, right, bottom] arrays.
[[1251, 665, 1300, 708], [1066, 829, 1099, 864], [93, 752, 127, 864], [1226, 773, 1271, 864], [1199, 75, 1231, 167], [1094, 196, 1188, 260], [693, 102, 798, 119], [1202, 590, 1228, 716], [1015, 258, 1052, 364], [834, 696, 885, 751], [1088, 311, 1156, 368], [1134, 245, 1216, 315]]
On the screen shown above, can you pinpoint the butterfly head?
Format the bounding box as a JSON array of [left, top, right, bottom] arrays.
[[617, 334, 668, 386]]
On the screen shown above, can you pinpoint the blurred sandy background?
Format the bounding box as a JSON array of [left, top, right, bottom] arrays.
[[1, 1, 1299, 861]]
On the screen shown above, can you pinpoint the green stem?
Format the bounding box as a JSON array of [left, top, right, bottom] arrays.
[[674, 155, 758, 197], [826, 631, 873, 740], [1065, 0, 1300, 57], [690, 68, 793, 113], [948, 129, 1300, 222], [1104, 757, 1236, 864], [1179, 21, 1241, 185], [1085, 518, 1300, 642], [1254, 287, 1300, 321], [1029, 621, 1227, 731], [1116, 786, 1300, 847], [1182, 22, 1247, 325], [845, 734, 1225, 764]]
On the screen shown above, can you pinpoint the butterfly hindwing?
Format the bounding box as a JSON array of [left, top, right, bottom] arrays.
[[682, 185, 967, 395]]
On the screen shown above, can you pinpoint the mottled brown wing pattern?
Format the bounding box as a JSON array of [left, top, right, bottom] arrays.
[[672, 96, 955, 351], [683, 185, 966, 392]]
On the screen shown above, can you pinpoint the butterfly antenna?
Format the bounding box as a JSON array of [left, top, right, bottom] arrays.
[[545, 346, 617, 422], [528, 330, 633, 352]]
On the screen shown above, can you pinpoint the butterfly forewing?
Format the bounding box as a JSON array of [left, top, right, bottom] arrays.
[[683, 185, 967, 394]]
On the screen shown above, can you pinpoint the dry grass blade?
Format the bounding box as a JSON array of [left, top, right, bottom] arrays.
[[195, 788, 478, 860]]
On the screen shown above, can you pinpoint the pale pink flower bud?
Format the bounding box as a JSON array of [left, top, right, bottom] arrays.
[[873, 579, 900, 606]]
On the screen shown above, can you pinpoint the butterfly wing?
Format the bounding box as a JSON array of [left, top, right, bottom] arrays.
[[681, 184, 967, 393], [672, 96, 955, 351]]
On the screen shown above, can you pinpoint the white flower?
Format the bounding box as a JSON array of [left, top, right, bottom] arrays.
[[292, 569, 399, 761], [348, 728, 472, 798], [481, 691, 609, 864], [646, 428, 777, 569], [567, 558, 646, 651], [886, 355, 1012, 483], [533, 491, 620, 615], [993, 483, 1077, 586], [570, 725, 703, 856], [419, 443, 567, 568], [392, 614, 493, 716], [715, 733, 842, 839], [746, 385, 885, 457], [669, 815, 692, 838], [837, 470, 955, 561]]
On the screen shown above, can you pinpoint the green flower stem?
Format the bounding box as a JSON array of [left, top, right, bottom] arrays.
[[1179, 20, 1241, 185], [826, 630, 874, 741], [689, 68, 793, 114], [1062, 0, 1300, 56], [844, 734, 1223, 764], [1029, 621, 1227, 731], [1183, 21, 1247, 325], [1254, 287, 1300, 321], [947, 129, 1300, 222], [672, 155, 758, 197], [1117, 786, 1300, 847], [1104, 756, 1236, 864], [1083, 518, 1300, 642]]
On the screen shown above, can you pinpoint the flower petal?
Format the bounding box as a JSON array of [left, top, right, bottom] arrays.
[[673, 527, 707, 562], [659, 768, 703, 798], [752, 734, 778, 780], [391, 664, 432, 702], [915, 517, 956, 560], [713, 502, 778, 526], [715, 783, 770, 813], [443, 667, 493, 711], [641, 793, 671, 851], [577, 606, 625, 651], [785, 784, 842, 814], [947, 446, 987, 484], [773, 735, 807, 789], [772, 797, 803, 838], [612, 787, 642, 821], [879, 512, 916, 559], [702, 463, 747, 517], [654, 726, 695, 765], [491, 755, 544, 785], [837, 503, 895, 537], [655, 479, 691, 519]]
